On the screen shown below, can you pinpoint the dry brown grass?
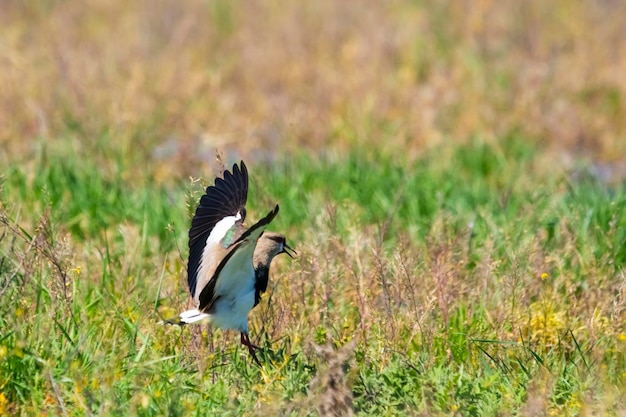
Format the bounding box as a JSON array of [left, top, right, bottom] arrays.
[[2, 0, 626, 174]]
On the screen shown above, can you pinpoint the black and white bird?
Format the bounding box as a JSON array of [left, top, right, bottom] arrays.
[[164, 161, 295, 363]]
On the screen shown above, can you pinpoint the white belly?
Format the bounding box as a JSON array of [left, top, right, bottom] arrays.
[[210, 288, 255, 332], [209, 259, 257, 333]]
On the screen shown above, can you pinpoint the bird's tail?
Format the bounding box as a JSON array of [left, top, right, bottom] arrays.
[[160, 309, 210, 326]]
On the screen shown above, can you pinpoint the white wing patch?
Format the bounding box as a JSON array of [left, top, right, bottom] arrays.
[[206, 213, 241, 247], [193, 213, 242, 302]]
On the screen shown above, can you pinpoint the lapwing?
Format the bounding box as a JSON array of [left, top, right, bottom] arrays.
[[164, 161, 295, 364]]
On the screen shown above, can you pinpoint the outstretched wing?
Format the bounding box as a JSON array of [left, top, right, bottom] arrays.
[[198, 205, 280, 311], [188, 161, 248, 297]]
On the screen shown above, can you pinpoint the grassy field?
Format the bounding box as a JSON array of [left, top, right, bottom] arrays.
[[2, 1, 626, 416]]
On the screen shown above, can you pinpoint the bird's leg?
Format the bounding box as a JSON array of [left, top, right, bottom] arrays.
[[240, 332, 261, 365], [240, 332, 260, 351]]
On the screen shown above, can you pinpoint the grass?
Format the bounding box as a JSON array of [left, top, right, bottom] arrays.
[[2, 1, 626, 415], [2, 140, 626, 416]]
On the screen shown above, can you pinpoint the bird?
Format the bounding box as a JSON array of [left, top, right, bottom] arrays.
[[163, 160, 295, 364]]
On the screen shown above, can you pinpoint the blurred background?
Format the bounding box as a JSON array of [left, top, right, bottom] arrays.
[[2, 0, 626, 177]]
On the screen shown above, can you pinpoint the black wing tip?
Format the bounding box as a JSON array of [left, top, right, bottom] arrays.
[[265, 204, 280, 225], [263, 204, 279, 223], [216, 159, 247, 184], [193, 159, 249, 216], [228, 160, 247, 181], [236, 204, 280, 243]]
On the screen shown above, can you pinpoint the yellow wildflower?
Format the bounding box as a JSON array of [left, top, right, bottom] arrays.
[[0, 392, 8, 416]]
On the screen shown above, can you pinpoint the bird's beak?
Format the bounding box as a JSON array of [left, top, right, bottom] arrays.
[[283, 242, 297, 259]]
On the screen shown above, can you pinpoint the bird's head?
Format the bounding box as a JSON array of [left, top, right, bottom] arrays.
[[254, 232, 296, 267]]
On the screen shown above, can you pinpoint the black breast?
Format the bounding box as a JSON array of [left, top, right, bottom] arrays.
[[254, 265, 270, 307]]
